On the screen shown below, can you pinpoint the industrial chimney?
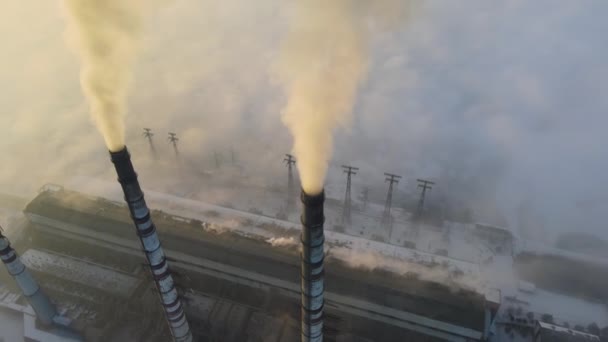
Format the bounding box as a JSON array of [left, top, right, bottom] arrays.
[[300, 190, 325, 342], [110, 147, 192, 342], [0, 229, 57, 326]]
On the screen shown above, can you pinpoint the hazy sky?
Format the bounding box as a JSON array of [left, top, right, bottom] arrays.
[[1, 1, 607, 238]]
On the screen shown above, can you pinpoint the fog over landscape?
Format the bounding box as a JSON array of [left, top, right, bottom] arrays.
[[1, 0, 607, 240]]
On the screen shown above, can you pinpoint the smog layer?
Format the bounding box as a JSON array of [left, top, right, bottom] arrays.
[[1, 1, 608, 240]]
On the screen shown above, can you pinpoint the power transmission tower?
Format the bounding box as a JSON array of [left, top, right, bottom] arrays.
[[381, 173, 401, 238], [167, 132, 179, 157], [142, 128, 157, 159], [416, 179, 435, 219], [341, 165, 359, 226], [214, 151, 222, 169], [361, 187, 369, 211], [284, 154, 296, 211]]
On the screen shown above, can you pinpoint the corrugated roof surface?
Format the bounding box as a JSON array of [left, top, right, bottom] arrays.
[[20, 249, 140, 297]]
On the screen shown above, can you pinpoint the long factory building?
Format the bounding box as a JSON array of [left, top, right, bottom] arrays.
[[0, 185, 499, 341]]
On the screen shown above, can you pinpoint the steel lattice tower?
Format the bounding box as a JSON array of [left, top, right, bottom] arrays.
[[341, 165, 358, 226], [381, 173, 401, 236], [214, 151, 221, 169], [284, 154, 296, 210], [167, 132, 179, 158], [361, 187, 369, 211], [143, 128, 157, 159], [416, 179, 435, 219]]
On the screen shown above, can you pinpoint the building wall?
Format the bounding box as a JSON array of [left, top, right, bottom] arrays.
[[0, 307, 25, 342]]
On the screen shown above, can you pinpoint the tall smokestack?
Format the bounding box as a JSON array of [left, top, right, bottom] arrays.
[[300, 190, 325, 342], [0, 230, 57, 326], [110, 147, 192, 342]]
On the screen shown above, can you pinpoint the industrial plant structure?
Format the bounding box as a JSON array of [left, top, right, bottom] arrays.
[[0, 227, 82, 341], [300, 190, 326, 342], [0, 229, 57, 326], [0, 184, 499, 341], [110, 148, 192, 342]]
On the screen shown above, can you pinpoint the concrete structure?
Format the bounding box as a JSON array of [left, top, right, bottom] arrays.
[[514, 252, 608, 303], [110, 147, 192, 342], [534, 321, 600, 342], [10, 185, 497, 341], [0, 286, 81, 342], [473, 223, 513, 255], [300, 190, 325, 342], [0, 229, 82, 342], [0, 229, 57, 326]]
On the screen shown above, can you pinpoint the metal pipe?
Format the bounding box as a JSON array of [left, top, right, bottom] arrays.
[[0, 230, 57, 326], [110, 147, 192, 342], [300, 189, 325, 342]]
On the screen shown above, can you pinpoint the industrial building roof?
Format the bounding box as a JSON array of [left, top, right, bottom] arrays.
[[536, 321, 600, 342], [20, 249, 141, 298], [22, 186, 489, 340]]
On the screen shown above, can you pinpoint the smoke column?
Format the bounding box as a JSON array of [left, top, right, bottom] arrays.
[[63, 0, 144, 152], [279, 0, 412, 195]]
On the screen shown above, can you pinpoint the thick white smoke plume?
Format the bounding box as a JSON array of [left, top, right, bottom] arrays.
[[63, 0, 145, 152], [278, 0, 412, 195]]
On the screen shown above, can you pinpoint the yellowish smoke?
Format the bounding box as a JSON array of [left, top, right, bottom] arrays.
[[63, 0, 144, 152], [279, 0, 412, 195]]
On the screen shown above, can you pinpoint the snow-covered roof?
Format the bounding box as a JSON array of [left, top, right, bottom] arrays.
[[485, 288, 501, 306], [59, 178, 483, 290], [20, 249, 140, 297]]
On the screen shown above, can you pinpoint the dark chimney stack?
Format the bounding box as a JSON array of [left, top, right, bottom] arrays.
[[110, 147, 192, 342], [300, 189, 325, 342], [0, 230, 57, 326]]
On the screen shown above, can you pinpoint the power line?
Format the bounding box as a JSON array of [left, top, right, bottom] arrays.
[[381, 173, 401, 239], [341, 165, 359, 226]]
